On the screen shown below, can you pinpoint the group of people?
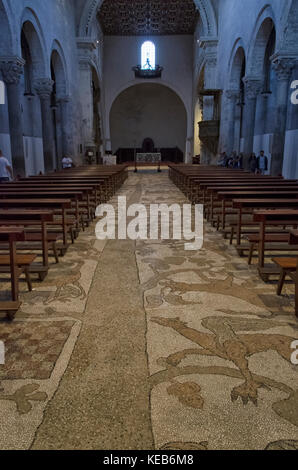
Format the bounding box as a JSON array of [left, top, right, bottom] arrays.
[[248, 151, 269, 174], [217, 151, 243, 169], [0, 150, 74, 184], [217, 150, 269, 174]]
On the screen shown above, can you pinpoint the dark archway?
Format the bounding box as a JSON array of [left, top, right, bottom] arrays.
[[20, 20, 46, 175], [142, 138, 155, 153], [110, 83, 187, 162]]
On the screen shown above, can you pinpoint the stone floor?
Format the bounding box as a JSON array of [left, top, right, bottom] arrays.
[[0, 171, 297, 450]]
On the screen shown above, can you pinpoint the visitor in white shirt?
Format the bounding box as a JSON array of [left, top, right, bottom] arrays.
[[0, 149, 13, 183], [62, 155, 74, 169]]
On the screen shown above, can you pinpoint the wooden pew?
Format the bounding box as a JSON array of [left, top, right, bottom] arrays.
[[232, 199, 298, 248], [216, 190, 298, 231], [273, 230, 298, 317], [0, 228, 36, 320], [0, 190, 85, 232], [0, 210, 55, 279], [253, 210, 298, 280], [0, 199, 72, 250]]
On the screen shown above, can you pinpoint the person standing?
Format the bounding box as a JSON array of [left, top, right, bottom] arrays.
[[217, 152, 225, 166], [232, 153, 243, 169], [62, 155, 74, 169], [0, 149, 13, 183], [248, 153, 258, 173], [257, 150, 268, 175]]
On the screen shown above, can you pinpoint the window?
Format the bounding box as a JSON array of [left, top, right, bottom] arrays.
[[141, 41, 156, 70]]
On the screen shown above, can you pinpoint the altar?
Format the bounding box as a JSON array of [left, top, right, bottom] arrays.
[[103, 155, 117, 165], [136, 153, 161, 163]]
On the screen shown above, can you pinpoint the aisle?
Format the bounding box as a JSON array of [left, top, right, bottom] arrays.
[[0, 172, 297, 450]]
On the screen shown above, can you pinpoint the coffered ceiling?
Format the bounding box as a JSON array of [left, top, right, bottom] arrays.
[[98, 0, 199, 36]]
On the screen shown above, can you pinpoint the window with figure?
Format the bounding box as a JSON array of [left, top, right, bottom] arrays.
[[141, 41, 156, 70]]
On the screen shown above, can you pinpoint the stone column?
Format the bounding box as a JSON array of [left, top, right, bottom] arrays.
[[242, 77, 262, 169], [57, 95, 73, 156], [77, 38, 97, 154], [0, 56, 26, 176], [34, 78, 55, 173], [270, 57, 295, 175], [224, 90, 239, 154], [233, 100, 242, 154], [185, 137, 193, 163]]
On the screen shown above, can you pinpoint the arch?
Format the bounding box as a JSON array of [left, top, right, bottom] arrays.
[[279, 0, 298, 55], [108, 79, 190, 126], [109, 82, 188, 155], [194, 0, 217, 37], [50, 40, 68, 97], [20, 8, 47, 78], [0, 0, 13, 55], [78, 0, 217, 38], [228, 40, 246, 90], [246, 5, 276, 77]]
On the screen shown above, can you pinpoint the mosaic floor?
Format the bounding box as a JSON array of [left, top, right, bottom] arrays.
[[0, 171, 297, 450]]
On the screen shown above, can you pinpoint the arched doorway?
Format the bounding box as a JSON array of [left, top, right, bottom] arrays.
[[110, 83, 187, 163], [194, 67, 205, 161], [50, 48, 69, 169], [229, 46, 246, 154], [21, 19, 46, 175], [243, 15, 276, 172]]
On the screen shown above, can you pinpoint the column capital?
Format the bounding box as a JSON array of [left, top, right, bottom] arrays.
[[79, 59, 92, 71], [34, 78, 54, 98], [271, 55, 296, 81], [225, 89, 239, 100], [57, 95, 71, 104], [77, 37, 97, 71], [0, 56, 25, 85], [76, 37, 97, 51], [205, 55, 217, 68], [242, 77, 262, 99]]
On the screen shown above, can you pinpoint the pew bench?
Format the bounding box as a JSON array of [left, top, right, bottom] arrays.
[[272, 231, 298, 317], [245, 233, 298, 265], [0, 228, 36, 320], [253, 210, 298, 281], [0, 254, 36, 292]]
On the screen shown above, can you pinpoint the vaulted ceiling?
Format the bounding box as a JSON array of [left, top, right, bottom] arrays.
[[98, 0, 200, 36]]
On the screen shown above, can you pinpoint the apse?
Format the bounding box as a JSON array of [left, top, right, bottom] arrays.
[[109, 83, 187, 153]]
